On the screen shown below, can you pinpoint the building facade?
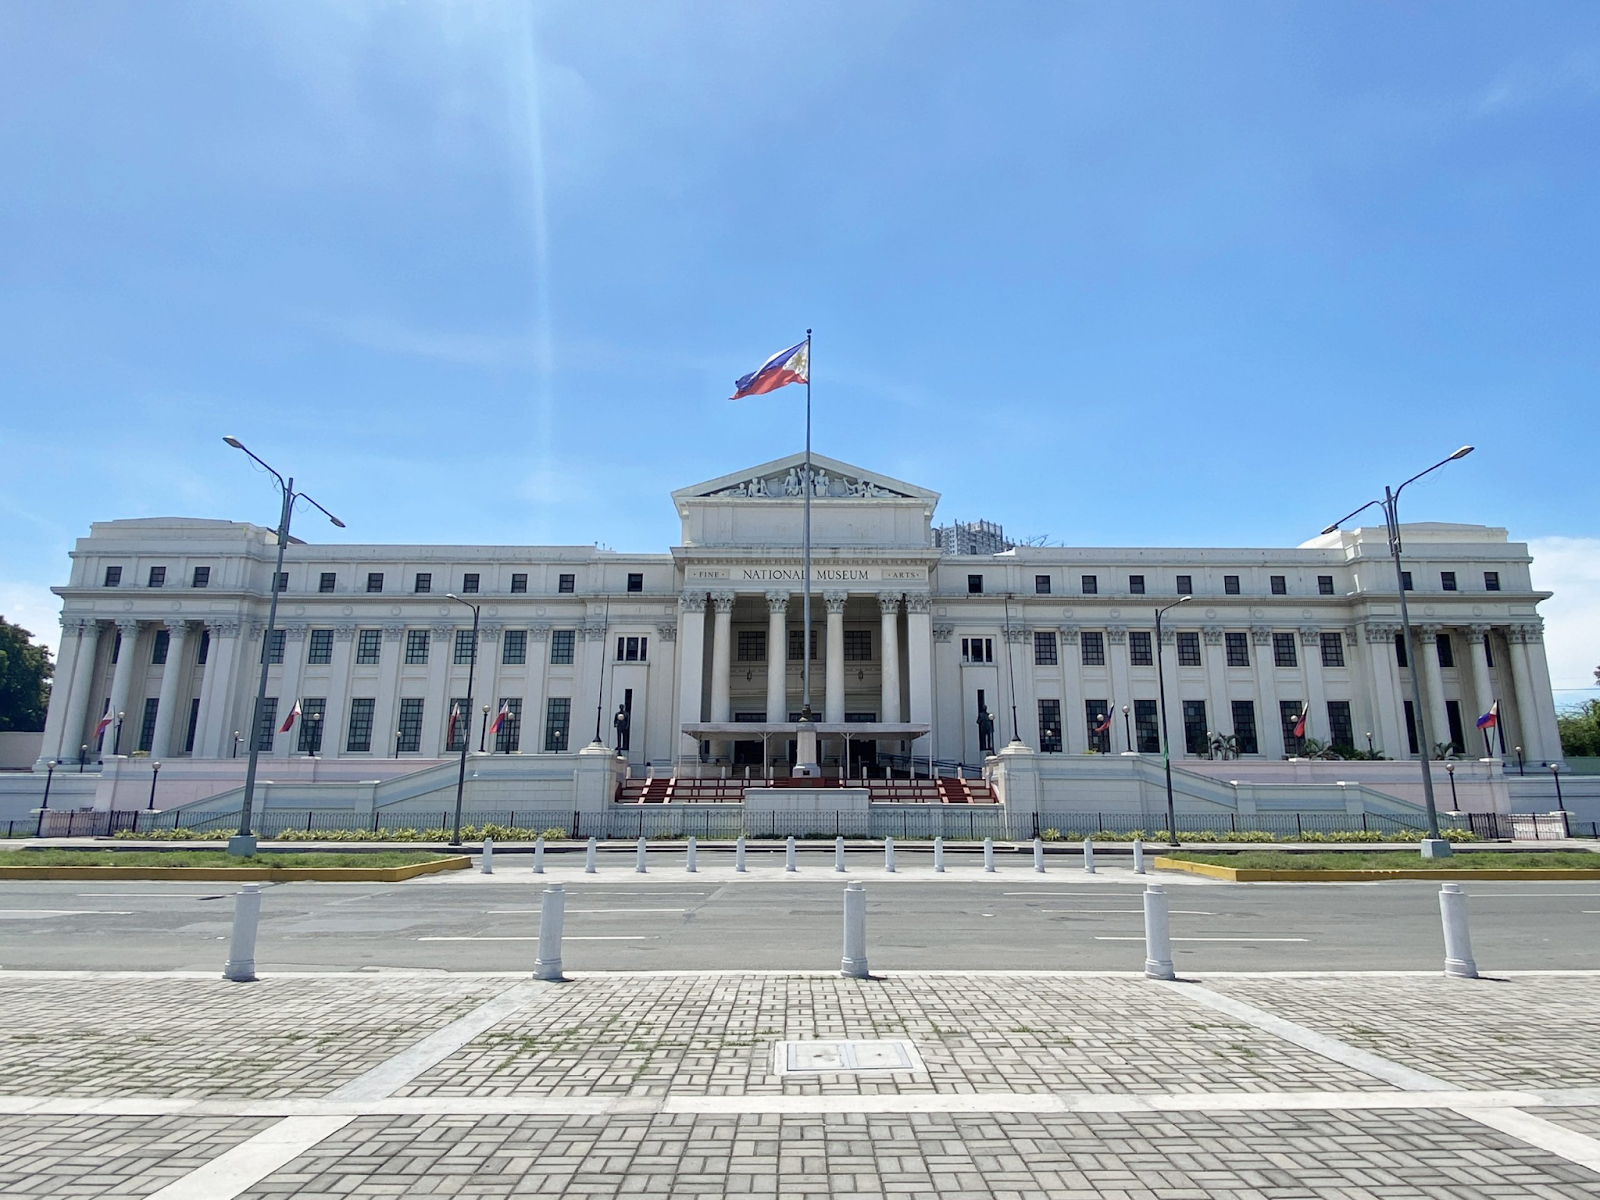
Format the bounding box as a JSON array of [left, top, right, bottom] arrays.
[[35, 452, 1564, 779]]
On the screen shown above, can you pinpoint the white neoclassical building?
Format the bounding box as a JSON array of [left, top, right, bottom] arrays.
[[20, 451, 1569, 822]]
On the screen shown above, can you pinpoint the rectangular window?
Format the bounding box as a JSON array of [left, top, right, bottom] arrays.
[[1175, 574, 1192, 595], [1270, 575, 1286, 595], [1445, 700, 1465, 755], [1273, 633, 1297, 668], [788, 628, 819, 661], [1440, 571, 1457, 592], [616, 635, 647, 662], [737, 630, 766, 662], [1321, 631, 1345, 668], [961, 637, 993, 664], [1404, 700, 1419, 755], [1223, 575, 1240, 595], [495, 698, 523, 753], [1038, 699, 1062, 753], [461, 573, 479, 594], [255, 697, 278, 752], [843, 630, 873, 661], [1394, 631, 1409, 668], [510, 573, 528, 593], [558, 573, 575, 593], [454, 629, 476, 666], [1177, 631, 1201, 667], [298, 698, 326, 753], [1327, 700, 1355, 751], [1318, 575, 1335, 595], [1483, 571, 1500, 591], [137, 697, 159, 752], [103, 566, 122, 587], [152, 628, 170, 665], [1280, 700, 1305, 753], [1435, 632, 1454, 669], [112, 629, 122, 664], [307, 629, 333, 664], [1129, 574, 1145, 595], [346, 698, 375, 752], [1128, 630, 1153, 666], [1033, 631, 1057, 666], [414, 573, 432, 594], [1081, 574, 1098, 595], [1182, 700, 1208, 756], [273, 571, 288, 593], [197, 630, 210, 665], [1225, 632, 1249, 667], [550, 629, 576, 665], [1080, 631, 1105, 666], [191, 566, 210, 588], [502, 629, 527, 665], [967, 574, 983, 594], [367, 572, 384, 593], [185, 697, 200, 753], [396, 698, 424, 753], [1135, 699, 1160, 753], [544, 697, 571, 752], [626, 572, 643, 593], [148, 566, 166, 588], [356, 629, 381, 665], [1484, 637, 1494, 669], [1401, 571, 1413, 591], [262, 629, 285, 665], [319, 572, 337, 593], [1232, 700, 1259, 755], [404, 629, 429, 665], [446, 698, 470, 753], [1034, 574, 1051, 595], [1085, 700, 1111, 754]]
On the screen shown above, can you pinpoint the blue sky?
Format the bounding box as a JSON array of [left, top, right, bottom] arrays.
[[2, 2, 1596, 698]]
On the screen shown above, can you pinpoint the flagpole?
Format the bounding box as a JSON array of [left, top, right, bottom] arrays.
[[1495, 697, 1506, 756], [802, 328, 813, 721]]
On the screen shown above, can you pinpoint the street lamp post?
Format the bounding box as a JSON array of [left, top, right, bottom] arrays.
[[78, 745, 88, 772], [306, 712, 322, 758], [221, 436, 344, 856], [446, 594, 480, 847], [1320, 445, 1473, 858], [1121, 705, 1132, 753], [479, 704, 490, 753], [37, 761, 57, 836], [1514, 746, 1524, 777], [111, 711, 126, 757], [1154, 596, 1191, 847], [1444, 761, 1458, 811], [1365, 731, 1375, 757], [147, 761, 162, 810], [1550, 762, 1565, 812], [231, 731, 240, 759]]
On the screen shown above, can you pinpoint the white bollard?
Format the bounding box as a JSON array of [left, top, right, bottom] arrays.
[[481, 836, 494, 874], [584, 837, 597, 874], [884, 837, 896, 873], [636, 835, 647, 874], [1033, 836, 1045, 873], [1132, 838, 1145, 874], [736, 835, 747, 873], [841, 881, 869, 978], [686, 836, 697, 873], [1439, 883, 1479, 979], [786, 835, 797, 872], [533, 835, 544, 874], [222, 884, 261, 982], [1143, 884, 1175, 979], [1083, 836, 1096, 874], [533, 884, 565, 981], [934, 837, 945, 873], [835, 836, 846, 872], [984, 837, 995, 872]]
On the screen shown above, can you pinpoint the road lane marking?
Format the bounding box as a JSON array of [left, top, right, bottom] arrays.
[[486, 908, 686, 914], [1040, 909, 1214, 915], [1095, 936, 1307, 942], [417, 935, 659, 942], [0, 909, 133, 918]]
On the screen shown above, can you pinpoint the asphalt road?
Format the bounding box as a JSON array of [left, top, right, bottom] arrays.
[[1, 848, 1597, 974]]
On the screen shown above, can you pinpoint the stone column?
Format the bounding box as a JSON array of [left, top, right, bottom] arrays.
[[323, 624, 356, 758], [1153, 627, 1177, 760], [527, 624, 551, 752], [47, 618, 102, 766], [103, 619, 141, 757], [905, 595, 933, 765], [274, 624, 308, 757], [1201, 627, 1228, 749], [477, 624, 503, 752], [878, 593, 903, 723], [709, 592, 735, 724], [1003, 623, 1034, 747], [1519, 625, 1564, 763], [1363, 623, 1404, 758], [1466, 626, 1496, 753], [1416, 624, 1450, 757], [1298, 626, 1327, 746], [195, 620, 241, 758], [370, 624, 405, 758], [1251, 626, 1281, 758], [1507, 623, 1558, 762], [823, 591, 848, 724], [149, 621, 192, 758], [675, 594, 707, 761], [766, 592, 789, 723]]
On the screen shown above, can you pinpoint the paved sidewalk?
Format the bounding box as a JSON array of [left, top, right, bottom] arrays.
[[1, 970, 1597, 1196]]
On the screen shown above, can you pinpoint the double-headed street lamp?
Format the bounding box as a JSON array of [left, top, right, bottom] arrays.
[[1154, 595, 1191, 847], [1321, 445, 1473, 858], [222, 436, 344, 856], [446, 593, 481, 848]]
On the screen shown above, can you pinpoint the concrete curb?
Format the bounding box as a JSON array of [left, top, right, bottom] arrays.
[[1154, 856, 1600, 882], [0, 856, 472, 882]]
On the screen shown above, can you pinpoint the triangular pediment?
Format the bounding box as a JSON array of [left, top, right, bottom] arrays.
[[673, 452, 939, 505]]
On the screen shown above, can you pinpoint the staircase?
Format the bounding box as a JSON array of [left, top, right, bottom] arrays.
[[614, 776, 997, 804]]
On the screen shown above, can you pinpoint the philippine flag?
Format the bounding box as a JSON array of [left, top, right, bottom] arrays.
[[1292, 704, 1309, 739], [279, 698, 301, 734], [94, 712, 114, 739], [731, 339, 809, 399], [447, 702, 461, 747], [489, 702, 510, 735], [1093, 708, 1115, 734], [1476, 700, 1499, 730]]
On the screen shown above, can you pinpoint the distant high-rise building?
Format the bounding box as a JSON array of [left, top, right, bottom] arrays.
[[934, 519, 1012, 556]]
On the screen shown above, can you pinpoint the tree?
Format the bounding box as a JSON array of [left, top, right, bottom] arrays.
[[1558, 699, 1600, 758], [0, 617, 53, 733]]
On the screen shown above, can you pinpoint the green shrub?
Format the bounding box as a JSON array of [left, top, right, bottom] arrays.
[[1040, 828, 1065, 841]]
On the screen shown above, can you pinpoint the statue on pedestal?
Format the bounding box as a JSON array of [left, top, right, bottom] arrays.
[[977, 704, 995, 754], [613, 704, 631, 752]]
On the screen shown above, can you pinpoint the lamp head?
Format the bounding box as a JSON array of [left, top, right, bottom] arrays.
[[223, 435, 244, 450], [1449, 445, 1474, 460], [329, 516, 346, 529], [1177, 594, 1191, 603], [446, 593, 458, 601], [1320, 523, 1340, 536], [153, 761, 161, 771]]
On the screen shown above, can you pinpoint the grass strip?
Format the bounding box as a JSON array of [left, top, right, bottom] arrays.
[[1167, 849, 1600, 871], [0, 849, 452, 869]]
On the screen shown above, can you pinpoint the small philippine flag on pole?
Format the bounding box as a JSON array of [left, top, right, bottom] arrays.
[[1292, 703, 1309, 739], [447, 702, 461, 748], [1476, 700, 1499, 729], [489, 702, 510, 736], [278, 698, 301, 734], [731, 339, 809, 399], [1093, 707, 1115, 734], [94, 712, 114, 739]]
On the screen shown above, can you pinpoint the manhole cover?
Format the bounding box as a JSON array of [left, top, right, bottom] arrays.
[[773, 1039, 925, 1076]]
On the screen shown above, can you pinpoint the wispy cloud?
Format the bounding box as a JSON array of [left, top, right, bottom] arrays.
[[1475, 51, 1600, 118]]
